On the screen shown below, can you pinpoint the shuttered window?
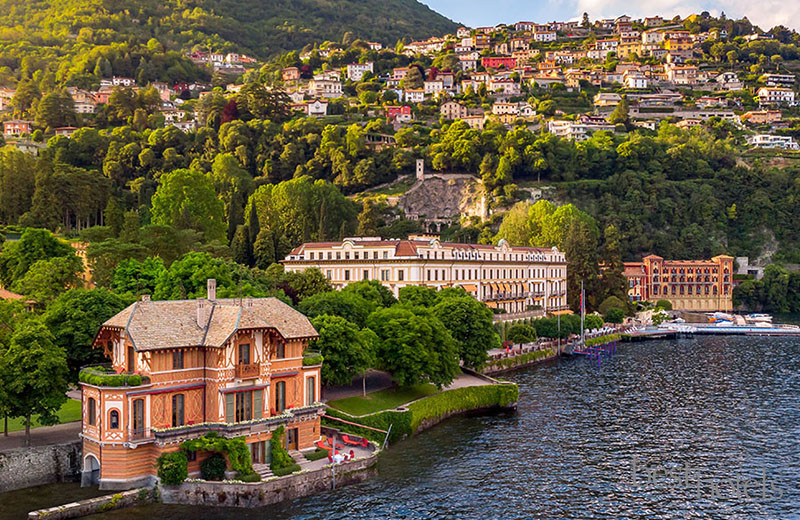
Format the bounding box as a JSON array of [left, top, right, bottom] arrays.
[[225, 393, 235, 423], [254, 389, 263, 419]]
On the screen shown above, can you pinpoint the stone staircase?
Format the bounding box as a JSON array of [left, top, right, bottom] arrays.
[[252, 463, 273, 479], [289, 450, 315, 469]]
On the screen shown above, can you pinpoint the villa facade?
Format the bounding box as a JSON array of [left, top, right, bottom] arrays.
[[79, 280, 323, 489], [624, 254, 734, 311], [282, 236, 568, 314]]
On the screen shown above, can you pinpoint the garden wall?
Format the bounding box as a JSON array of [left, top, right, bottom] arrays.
[[0, 441, 81, 493], [160, 452, 378, 508]]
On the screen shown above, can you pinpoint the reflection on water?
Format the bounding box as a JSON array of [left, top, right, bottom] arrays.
[[0, 482, 106, 520], [13, 336, 800, 520]]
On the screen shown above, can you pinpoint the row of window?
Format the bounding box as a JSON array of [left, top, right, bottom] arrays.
[[329, 269, 405, 282], [87, 378, 318, 433], [310, 250, 389, 261], [306, 249, 560, 264], [652, 286, 729, 295], [167, 342, 288, 371]]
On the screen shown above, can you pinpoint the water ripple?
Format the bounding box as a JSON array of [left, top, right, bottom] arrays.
[[85, 336, 800, 520]]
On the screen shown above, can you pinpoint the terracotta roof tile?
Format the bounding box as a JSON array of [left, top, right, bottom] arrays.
[[0, 288, 24, 300], [102, 297, 317, 351]]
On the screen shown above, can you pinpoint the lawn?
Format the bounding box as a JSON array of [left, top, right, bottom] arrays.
[[5, 399, 82, 432], [327, 384, 438, 416]]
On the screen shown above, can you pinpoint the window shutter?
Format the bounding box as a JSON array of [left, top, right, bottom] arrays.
[[254, 390, 263, 419], [225, 393, 235, 423]]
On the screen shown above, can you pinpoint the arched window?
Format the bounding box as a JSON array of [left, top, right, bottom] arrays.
[[109, 410, 120, 429], [88, 398, 96, 426]]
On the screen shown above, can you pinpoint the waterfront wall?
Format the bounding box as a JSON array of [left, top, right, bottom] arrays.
[[28, 488, 155, 520], [160, 453, 378, 508], [482, 348, 558, 375], [0, 441, 81, 493]]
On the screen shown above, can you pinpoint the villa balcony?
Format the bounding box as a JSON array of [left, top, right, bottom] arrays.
[[235, 363, 260, 379], [150, 403, 326, 445]]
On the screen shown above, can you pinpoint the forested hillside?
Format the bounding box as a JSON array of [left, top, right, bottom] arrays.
[[0, 0, 457, 79]]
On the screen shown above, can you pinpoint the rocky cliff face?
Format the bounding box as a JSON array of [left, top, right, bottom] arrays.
[[396, 174, 486, 224]]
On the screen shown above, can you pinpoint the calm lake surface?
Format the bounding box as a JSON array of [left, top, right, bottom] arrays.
[[6, 336, 800, 519]]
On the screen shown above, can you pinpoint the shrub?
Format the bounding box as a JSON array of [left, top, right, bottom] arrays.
[[605, 308, 624, 324], [272, 463, 302, 477], [656, 299, 673, 310], [156, 450, 188, 486], [201, 453, 227, 481], [304, 448, 330, 461], [236, 471, 261, 482], [269, 426, 296, 472]]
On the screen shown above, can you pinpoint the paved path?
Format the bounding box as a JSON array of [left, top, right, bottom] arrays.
[[0, 419, 81, 450], [443, 372, 492, 390]]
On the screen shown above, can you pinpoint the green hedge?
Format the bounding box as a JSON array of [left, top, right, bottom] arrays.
[[272, 463, 302, 477], [324, 383, 519, 444], [407, 384, 519, 432], [79, 367, 146, 387], [303, 351, 324, 366], [488, 349, 555, 370], [304, 448, 330, 461]]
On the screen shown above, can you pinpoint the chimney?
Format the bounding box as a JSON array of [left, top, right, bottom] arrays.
[[207, 279, 217, 301], [197, 298, 207, 327], [141, 294, 150, 302]]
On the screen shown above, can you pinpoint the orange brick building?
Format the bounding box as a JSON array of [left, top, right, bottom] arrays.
[[624, 254, 734, 311], [80, 280, 323, 489]]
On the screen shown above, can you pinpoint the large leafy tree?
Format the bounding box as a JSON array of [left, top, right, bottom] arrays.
[[10, 255, 83, 305], [151, 168, 226, 243], [398, 286, 438, 308], [366, 306, 459, 388], [298, 290, 372, 327], [433, 295, 499, 369], [310, 315, 376, 386], [110, 257, 166, 296], [341, 280, 396, 308], [0, 319, 69, 446], [43, 289, 130, 378], [0, 228, 76, 287]]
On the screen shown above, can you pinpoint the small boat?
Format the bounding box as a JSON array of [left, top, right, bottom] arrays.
[[745, 313, 773, 324]]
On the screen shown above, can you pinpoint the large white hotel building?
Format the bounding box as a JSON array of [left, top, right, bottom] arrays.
[[282, 235, 568, 314]]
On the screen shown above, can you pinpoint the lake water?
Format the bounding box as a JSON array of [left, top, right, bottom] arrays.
[[6, 336, 800, 519]]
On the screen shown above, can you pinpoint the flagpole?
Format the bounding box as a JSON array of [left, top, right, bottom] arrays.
[[580, 281, 585, 348]]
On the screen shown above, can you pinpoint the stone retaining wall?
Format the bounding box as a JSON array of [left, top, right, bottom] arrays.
[[160, 453, 378, 508], [28, 488, 155, 520], [0, 441, 81, 493]]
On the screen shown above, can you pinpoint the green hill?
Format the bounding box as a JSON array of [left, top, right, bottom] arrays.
[[0, 0, 458, 82]]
